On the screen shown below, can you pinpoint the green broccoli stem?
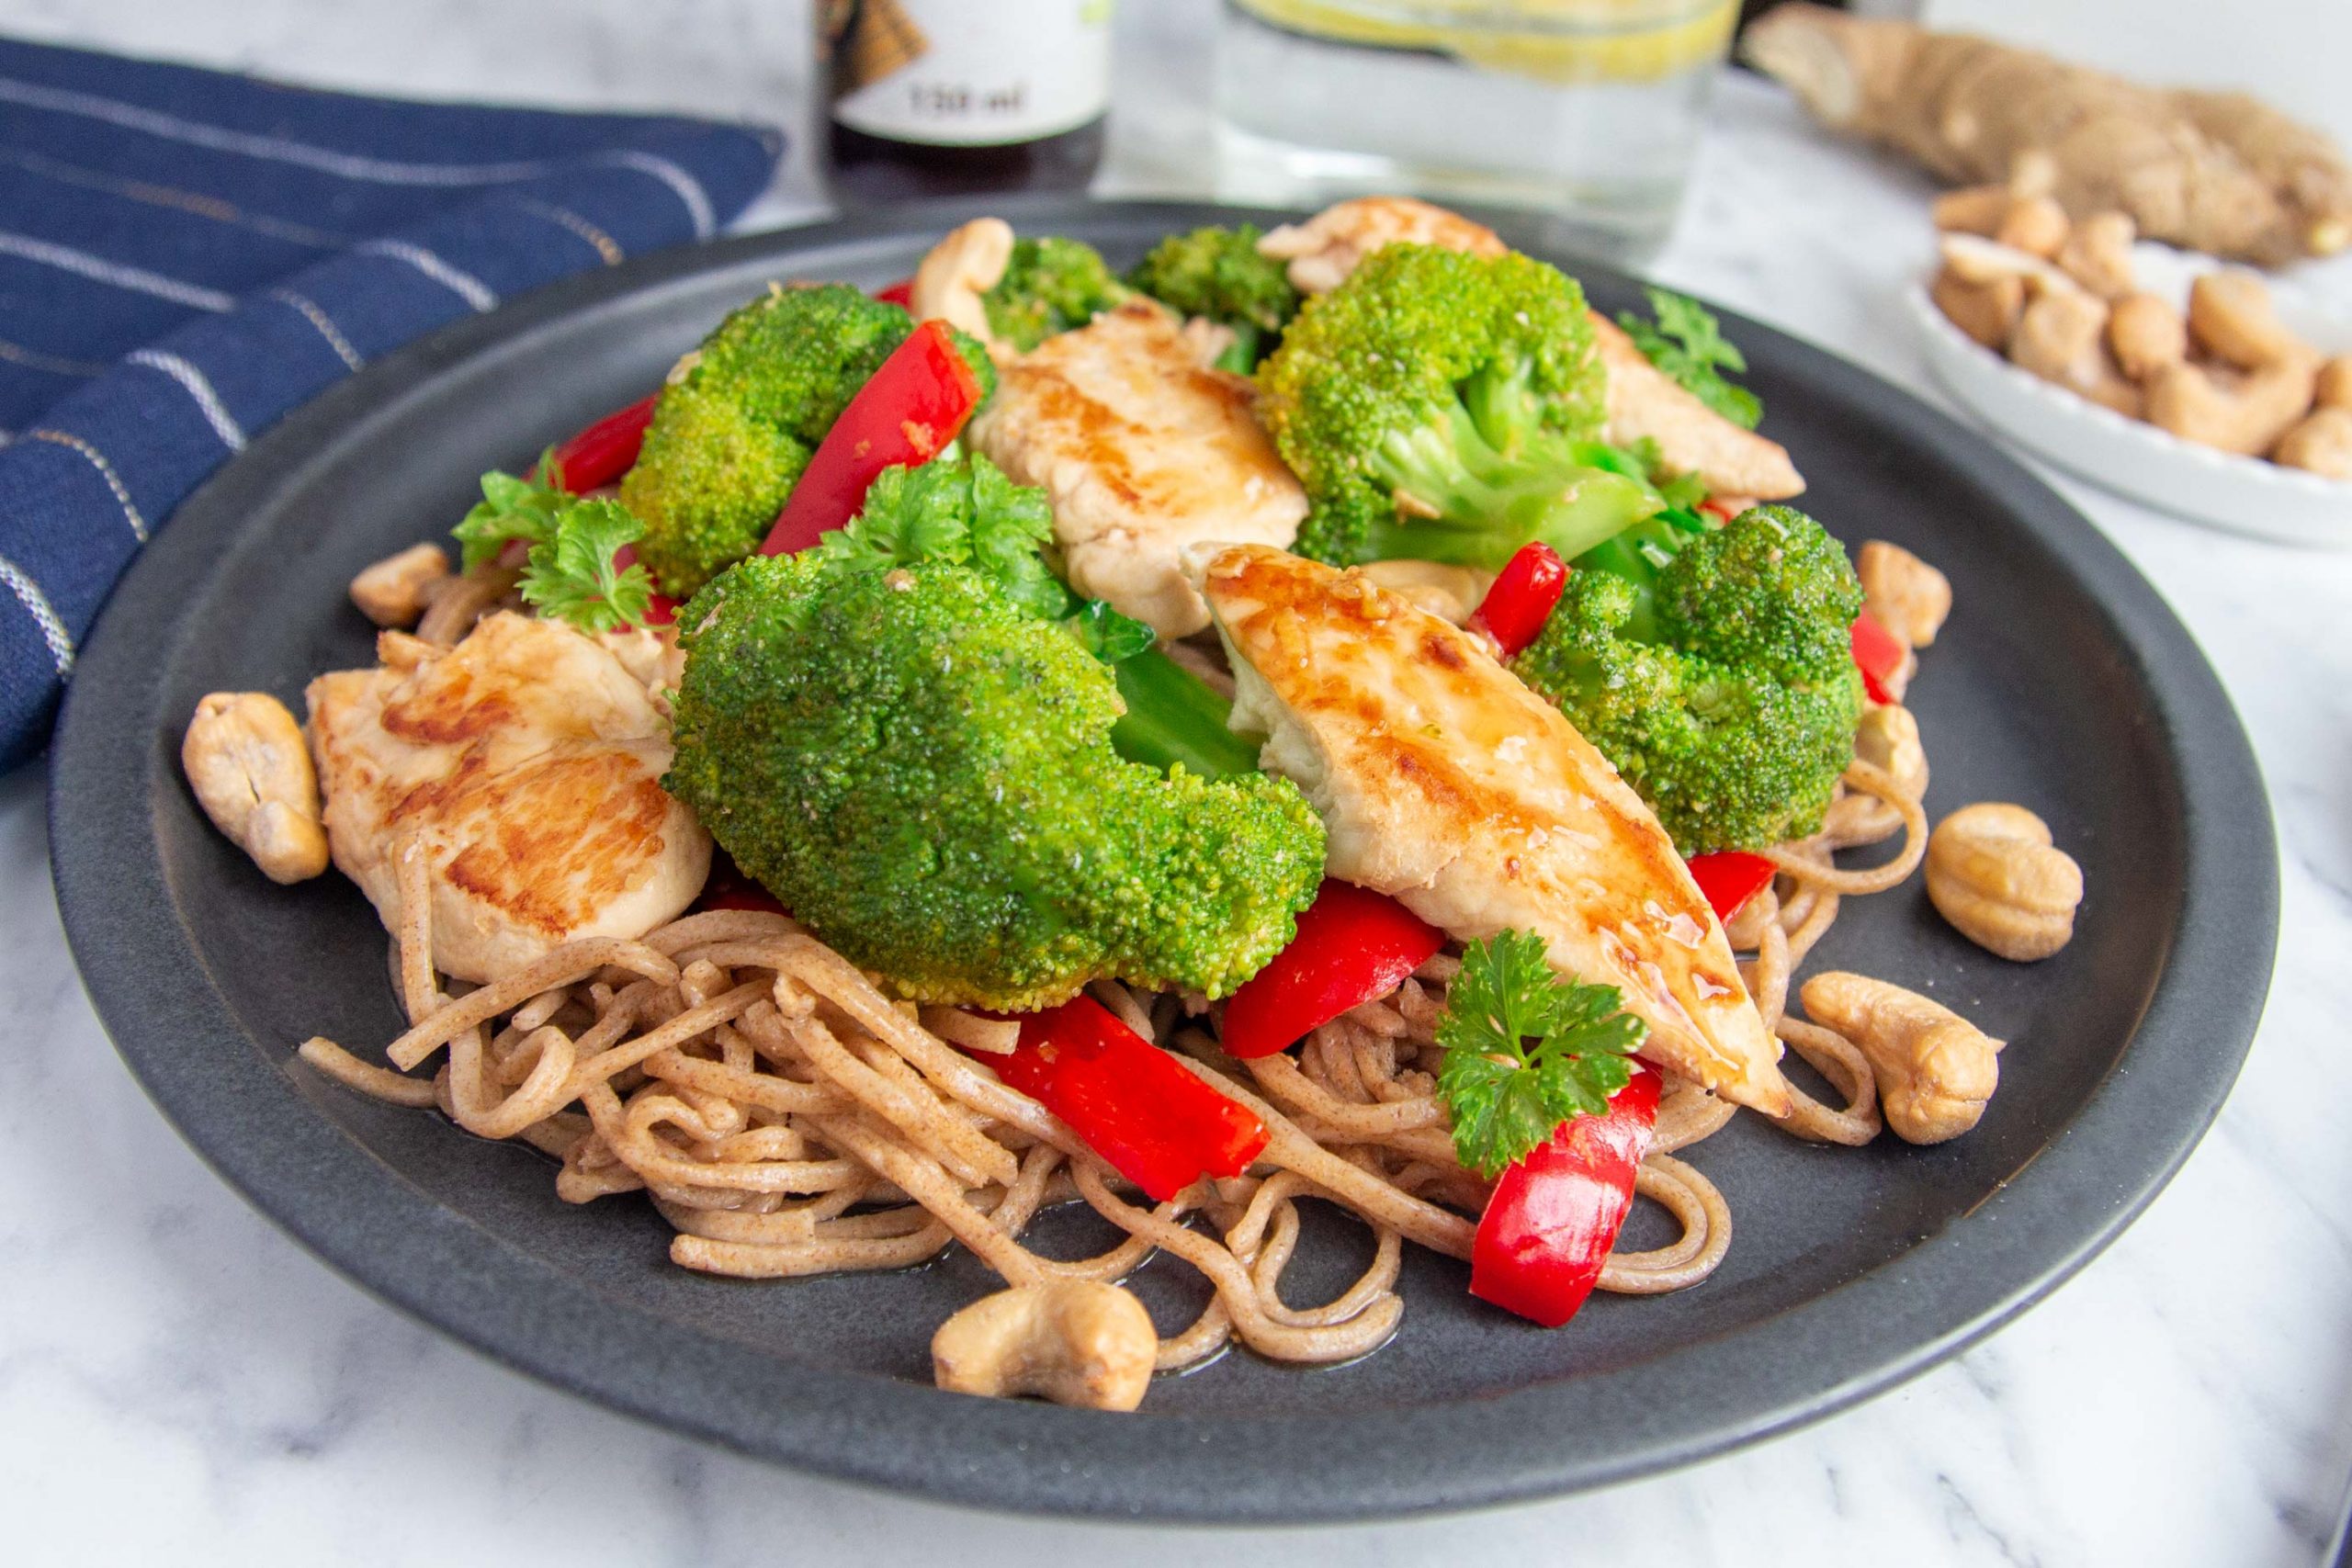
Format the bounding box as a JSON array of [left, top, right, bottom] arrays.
[[1364, 403, 1663, 570], [1111, 647, 1262, 780]]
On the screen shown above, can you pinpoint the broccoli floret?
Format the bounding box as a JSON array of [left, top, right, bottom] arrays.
[[1256, 243, 1659, 570], [1511, 505, 1864, 855], [984, 236, 1131, 353], [665, 554, 1325, 1010], [617, 284, 995, 599], [1125, 224, 1300, 370]]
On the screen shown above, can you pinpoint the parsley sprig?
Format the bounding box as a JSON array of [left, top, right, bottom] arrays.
[[1435, 930, 1648, 1179], [1616, 288, 1762, 432], [450, 457, 655, 634], [516, 499, 655, 633]]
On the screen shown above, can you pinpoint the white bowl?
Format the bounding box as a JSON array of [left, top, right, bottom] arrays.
[[1909, 245, 2352, 548]]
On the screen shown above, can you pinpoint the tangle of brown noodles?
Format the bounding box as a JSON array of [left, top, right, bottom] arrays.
[[299, 704, 1932, 1371]]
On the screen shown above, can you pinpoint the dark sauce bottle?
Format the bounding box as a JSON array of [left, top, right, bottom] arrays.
[[820, 0, 1111, 204]]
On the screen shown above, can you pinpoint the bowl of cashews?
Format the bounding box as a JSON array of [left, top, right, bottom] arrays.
[[1905, 174, 2352, 548]]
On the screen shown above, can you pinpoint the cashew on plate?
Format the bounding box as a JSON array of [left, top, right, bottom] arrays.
[[182, 692, 331, 885], [932, 1280, 1158, 1412], [1926, 803, 2085, 962], [1801, 972, 2005, 1145]]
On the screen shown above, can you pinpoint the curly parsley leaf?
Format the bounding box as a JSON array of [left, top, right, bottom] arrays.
[[1434, 929, 1647, 1178], [515, 498, 655, 634], [451, 454, 570, 571], [1616, 287, 1762, 432], [819, 455, 1080, 622]]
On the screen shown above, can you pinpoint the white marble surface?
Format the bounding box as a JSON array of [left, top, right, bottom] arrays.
[[6, 3, 2352, 1562]]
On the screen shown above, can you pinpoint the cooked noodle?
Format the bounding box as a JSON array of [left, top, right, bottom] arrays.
[[300, 702, 1933, 1371]]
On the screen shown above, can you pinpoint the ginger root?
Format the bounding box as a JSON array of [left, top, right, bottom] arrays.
[[1744, 3, 2352, 264]]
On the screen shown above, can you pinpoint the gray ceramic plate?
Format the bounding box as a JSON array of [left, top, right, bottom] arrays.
[[50, 197, 2278, 1523]]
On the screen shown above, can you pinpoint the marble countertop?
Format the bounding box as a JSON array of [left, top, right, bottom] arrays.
[[6, 3, 2352, 1562]]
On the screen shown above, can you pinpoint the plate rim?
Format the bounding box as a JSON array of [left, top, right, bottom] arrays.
[[48, 196, 2281, 1523]]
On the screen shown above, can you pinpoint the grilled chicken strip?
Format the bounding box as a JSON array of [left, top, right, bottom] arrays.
[[1257, 196, 1507, 295], [1197, 545, 1791, 1116], [971, 299, 1308, 637], [307, 611, 711, 984], [1590, 314, 1804, 501], [1260, 196, 1804, 500]]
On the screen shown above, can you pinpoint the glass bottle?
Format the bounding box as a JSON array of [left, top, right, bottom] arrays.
[[820, 0, 1113, 203]]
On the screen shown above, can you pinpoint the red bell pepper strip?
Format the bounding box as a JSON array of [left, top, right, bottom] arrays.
[[758, 319, 984, 558], [1467, 541, 1568, 658], [1684, 850, 1776, 922], [1849, 611, 1906, 705], [1470, 1065, 1661, 1327], [873, 276, 916, 308], [1698, 497, 1739, 523], [993, 997, 1270, 1202], [542, 394, 658, 492], [1219, 881, 1445, 1059]]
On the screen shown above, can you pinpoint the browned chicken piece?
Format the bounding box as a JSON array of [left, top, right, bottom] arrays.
[[971, 299, 1308, 637], [1197, 546, 1791, 1116], [1590, 314, 1806, 501], [306, 612, 711, 984], [1256, 197, 1507, 295]]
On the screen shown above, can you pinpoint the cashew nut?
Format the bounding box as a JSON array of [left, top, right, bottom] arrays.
[[1931, 265, 2024, 352], [2010, 291, 2143, 417], [1929, 184, 2012, 237], [349, 542, 450, 628], [2314, 355, 2352, 411], [932, 1280, 1157, 1412], [2145, 352, 2319, 456], [2054, 211, 2138, 300], [2272, 406, 2352, 479], [1854, 703, 1928, 801], [182, 693, 330, 884], [910, 216, 1014, 356], [2106, 292, 2188, 382], [1799, 973, 2003, 1145], [2187, 271, 2303, 369], [1856, 541, 1951, 649], [1926, 803, 2084, 962], [1938, 233, 2079, 299], [1995, 195, 2071, 260]]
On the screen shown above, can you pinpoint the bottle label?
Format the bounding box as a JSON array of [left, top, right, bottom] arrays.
[[827, 0, 1112, 147]]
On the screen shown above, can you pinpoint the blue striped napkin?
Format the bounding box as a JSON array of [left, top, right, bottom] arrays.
[[0, 38, 783, 769]]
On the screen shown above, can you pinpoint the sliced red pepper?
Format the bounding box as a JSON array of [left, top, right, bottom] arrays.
[[1697, 497, 1739, 523], [873, 276, 916, 308], [1470, 1065, 1661, 1328], [1849, 611, 1906, 705], [1219, 881, 1444, 1059], [1684, 850, 1776, 922], [758, 319, 984, 558], [994, 997, 1269, 1202], [1468, 541, 1568, 658], [542, 394, 658, 493]]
